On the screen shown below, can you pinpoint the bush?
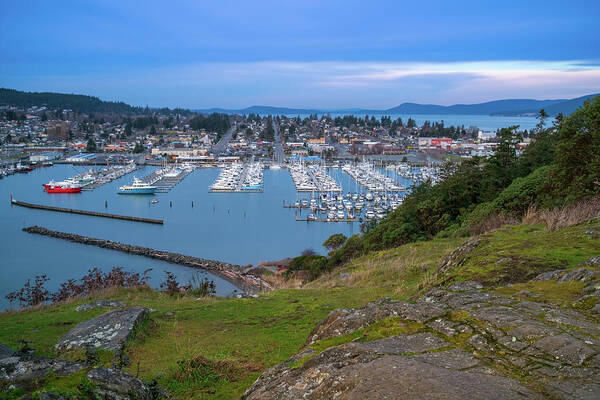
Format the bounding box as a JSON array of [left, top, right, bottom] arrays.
[[187, 274, 216, 297], [5, 275, 50, 307]]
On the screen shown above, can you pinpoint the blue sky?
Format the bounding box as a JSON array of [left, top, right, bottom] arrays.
[[1, 0, 599, 108]]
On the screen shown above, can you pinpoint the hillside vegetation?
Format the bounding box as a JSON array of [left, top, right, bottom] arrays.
[[324, 95, 600, 269]]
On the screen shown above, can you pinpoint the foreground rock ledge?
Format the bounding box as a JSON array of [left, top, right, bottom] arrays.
[[243, 279, 600, 400], [56, 306, 149, 352]]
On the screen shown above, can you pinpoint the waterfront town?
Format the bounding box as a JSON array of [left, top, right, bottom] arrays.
[[2, 99, 540, 223], [0, 102, 533, 173]]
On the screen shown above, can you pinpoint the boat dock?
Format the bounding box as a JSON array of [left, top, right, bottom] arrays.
[[141, 164, 196, 193], [295, 216, 361, 223], [11, 198, 164, 224], [209, 162, 264, 193], [288, 163, 342, 192], [342, 162, 404, 192], [82, 162, 139, 190]]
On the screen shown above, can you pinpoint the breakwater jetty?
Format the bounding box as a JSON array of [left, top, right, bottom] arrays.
[[22, 226, 271, 293], [11, 199, 163, 224]]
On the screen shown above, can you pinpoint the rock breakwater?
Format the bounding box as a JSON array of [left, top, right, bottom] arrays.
[[23, 225, 271, 292]]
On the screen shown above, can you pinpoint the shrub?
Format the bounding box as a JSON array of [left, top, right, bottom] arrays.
[[160, 271, 182, 296], [5, 275, 50, 307], [187, 274, 216, 297]]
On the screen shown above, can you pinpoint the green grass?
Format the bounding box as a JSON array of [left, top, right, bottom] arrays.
[[0, 286, 395, 399], [444, 221, 600, 286], [2, 220, 598, 399], [308, 236, 466, 295]]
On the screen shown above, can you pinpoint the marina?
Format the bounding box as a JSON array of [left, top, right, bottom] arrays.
[[37, 161, 140, 193], [0, 163, 413, 307], [288, 163, 342, 192], [140, 163, 196, 193], [209, 162, 264, 192], [342, 162, 405, 192]]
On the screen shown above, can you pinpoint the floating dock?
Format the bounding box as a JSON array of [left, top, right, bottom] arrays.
[[11, 198, 163, 224], [82, 162, 139, 190], [288, 163, 342, 192], [295, 216, 361, 223], [209, 163, 264, 193], [141, 165, 195, 193], [342, 162, 404, 192]]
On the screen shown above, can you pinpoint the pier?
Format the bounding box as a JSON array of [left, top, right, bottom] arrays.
[[342, 162, 404, 192], [82, 162, 139, 190], [295, 216, 361, 223], [22, 226, 271, 293], [288, 163, 342, 192], [11, 199, 164, 224], [141, 164, 196, 193], [209, 162, 264, 193]]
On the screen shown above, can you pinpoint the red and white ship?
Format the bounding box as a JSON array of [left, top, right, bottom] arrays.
[[43, 180, 82, 193]]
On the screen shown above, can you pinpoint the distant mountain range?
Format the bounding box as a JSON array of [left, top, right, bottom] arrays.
[[1, 88, 596, 117], [199, 94, 598, 117]]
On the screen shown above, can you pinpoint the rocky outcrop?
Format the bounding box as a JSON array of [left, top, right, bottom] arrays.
[[244, 281, 600, 400], [437, 237, 482, 275], [0, 346, 84, 384], [87, 367, 152, 400], [76, 299, 126, 311], [23, 225, 271, 293], [56, 306, 149, 352], [0, 344, 154, 400]]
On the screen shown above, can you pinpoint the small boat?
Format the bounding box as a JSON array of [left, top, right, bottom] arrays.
[[118, 178, 156, 195], [151, 199, 159, 204], [307, 213, 317, 221]]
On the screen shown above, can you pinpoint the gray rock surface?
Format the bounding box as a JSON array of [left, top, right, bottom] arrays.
[[244, 281, 600, 400], [0, 352, 84, 384], [0, 343, 15, 359], [76, 299, 126, 311], [56, 306, 149, 352], [87, 367, 151, 400]]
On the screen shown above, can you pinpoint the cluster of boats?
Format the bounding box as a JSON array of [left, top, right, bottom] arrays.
[[396, 163, 441, 184], [239, 163, 264, 191], [42, 162, 139, 194], [288, 163, 342, 192], [342, 162, 404, 192], [1, 162, 53, 178], [295, 191, 405, 221], [210, 162, 264, 192]]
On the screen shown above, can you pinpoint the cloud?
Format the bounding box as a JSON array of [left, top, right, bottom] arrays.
[[3, 60, 599, 108]]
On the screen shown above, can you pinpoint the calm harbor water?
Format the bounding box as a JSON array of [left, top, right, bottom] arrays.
[[0, 164, 411, 308]]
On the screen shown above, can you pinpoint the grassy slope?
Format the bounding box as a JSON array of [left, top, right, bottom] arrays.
[[1, 220, 598, 399]]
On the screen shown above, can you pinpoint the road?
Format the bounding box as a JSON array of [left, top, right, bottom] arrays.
[[211, 124, 236, 155], [333, 143, 353, 159], [272, 121, 285, 163]]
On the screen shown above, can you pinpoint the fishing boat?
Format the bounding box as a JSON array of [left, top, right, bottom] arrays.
[[118, 178, 156, 195], [43, 180, 82, 193]]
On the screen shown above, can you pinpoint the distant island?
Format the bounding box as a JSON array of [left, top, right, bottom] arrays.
[[199, 94, 598, 116], [1, 87, 596, 117]]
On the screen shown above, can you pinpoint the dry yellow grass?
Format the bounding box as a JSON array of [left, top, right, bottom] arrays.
[[523, 195, 600, 231], [261, 273, 303, 289], [469, 214, 519, 236]]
